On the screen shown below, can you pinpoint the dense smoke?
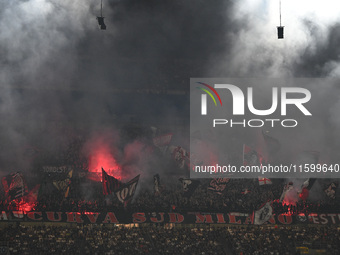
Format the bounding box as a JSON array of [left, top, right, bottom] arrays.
[[0, 0, 230, 175], [0, 0, 340, 202]]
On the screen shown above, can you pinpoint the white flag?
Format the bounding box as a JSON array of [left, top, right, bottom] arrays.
[[254, 202, 273, 225]]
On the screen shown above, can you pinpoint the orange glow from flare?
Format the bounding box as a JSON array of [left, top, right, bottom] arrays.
[[18, 202, 35, 212], [88, 144, 122, 181]]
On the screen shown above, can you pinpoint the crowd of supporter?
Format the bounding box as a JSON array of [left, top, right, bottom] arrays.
[[1, 130, 339, 222], [1, 176, 339, 215], [0, 224, 338, 254], [226, 225, 340, 255], [0, 129, 339, 255]]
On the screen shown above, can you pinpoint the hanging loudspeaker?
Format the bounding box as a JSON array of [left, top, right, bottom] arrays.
[[277, 26, 284, 39]]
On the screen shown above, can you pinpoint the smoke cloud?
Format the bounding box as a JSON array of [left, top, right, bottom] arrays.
[[0, 0, 339, 203]]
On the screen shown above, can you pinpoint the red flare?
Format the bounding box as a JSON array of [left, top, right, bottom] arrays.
[[88, 144, 122, 182]]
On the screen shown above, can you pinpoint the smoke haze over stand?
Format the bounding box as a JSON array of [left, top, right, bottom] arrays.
[[0, 0, 339, 204]]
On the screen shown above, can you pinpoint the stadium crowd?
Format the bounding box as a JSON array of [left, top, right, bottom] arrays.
[[1, 131, 340, 255], [0, 224, 338, 254], [226, 225, 340, 255], [1, 177, 339, 215]]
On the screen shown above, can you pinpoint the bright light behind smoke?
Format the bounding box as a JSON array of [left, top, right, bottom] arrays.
[[218, 0, 340, 77], [237, 0, 340, 40], [238, 0, 340, 23], [284, 0, 340, 23], [88, 144, 122, 182]]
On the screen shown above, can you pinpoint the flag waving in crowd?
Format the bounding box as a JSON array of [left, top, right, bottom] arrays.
[[101, 169, 140, 206], [258, 177, 272, 185], [254, 201, 273, 225], [279, 181, 294, 202], [115, 175, 140, 205], [53, 169, 73, 198], [325, 182, 337, 199], [299, 178, 316, 201], [24, 184, 41, 204], [2, 172, 28, 201], [169, 146, 190, 169], [179, 178, 200, 198], [208, 178, 230, 195], [102, 168, 122, 195]]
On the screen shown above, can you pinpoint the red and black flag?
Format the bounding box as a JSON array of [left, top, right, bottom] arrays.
[[115, 174, 140, 204], [2, 172, 28, 201], [102, 168, 122, 195], [208, 178, 230, 195]]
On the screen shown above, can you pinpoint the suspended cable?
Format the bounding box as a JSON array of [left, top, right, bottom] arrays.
[[279, 0, 282, 27], [97, 0, 106, 30], [101, 0, 103, 18]]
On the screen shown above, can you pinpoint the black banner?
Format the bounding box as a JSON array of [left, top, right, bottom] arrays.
[[1, 211, 340, 225]]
